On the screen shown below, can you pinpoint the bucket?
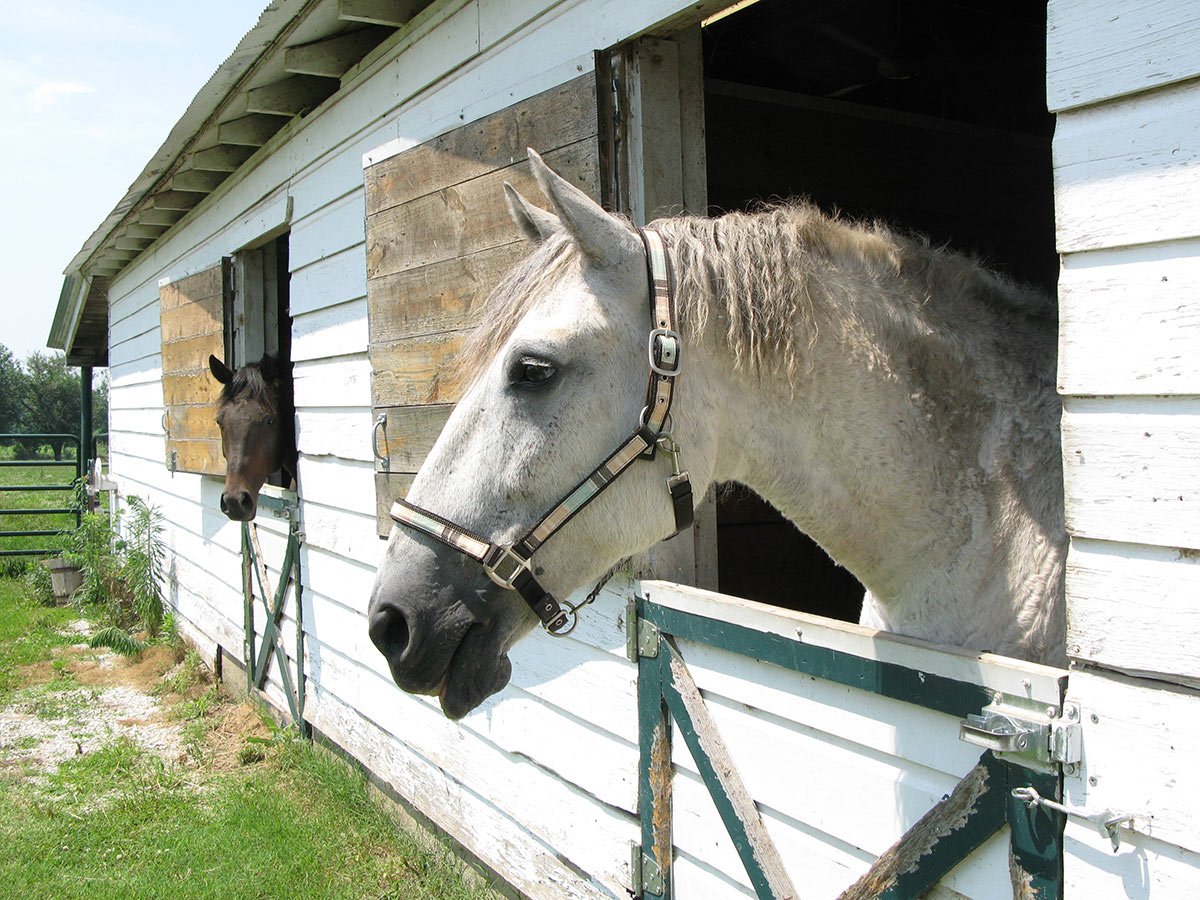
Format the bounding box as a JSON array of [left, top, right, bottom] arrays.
[[44, 557, 83, 604]]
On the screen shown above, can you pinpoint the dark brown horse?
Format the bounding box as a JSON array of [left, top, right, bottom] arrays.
[[208, 354, 296, 521]]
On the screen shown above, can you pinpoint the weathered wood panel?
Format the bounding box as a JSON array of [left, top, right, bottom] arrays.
[[367, 240, 527, 342], [366, 137, 597, 280], [1047, 0, 1200, 112], [364, 73, 600, 532], [1054, 80, 1200, 252], [1058, 240, 1200, 396], [1061, 397, 1200, 550], [365, 74, 596, 214], [1066, 669, 1200, 856], [1066, 537, 1200, 688], [160, 263, 226, 476]]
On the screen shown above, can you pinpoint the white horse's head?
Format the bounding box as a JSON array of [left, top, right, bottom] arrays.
[[368, 151, 717, 718]]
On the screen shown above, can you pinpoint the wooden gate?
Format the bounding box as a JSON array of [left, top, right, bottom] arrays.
[[628, 583, 1069, 899], [241, 490, 307, 732]]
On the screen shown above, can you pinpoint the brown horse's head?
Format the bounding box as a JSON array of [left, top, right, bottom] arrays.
[[208, 354, 291, 521]]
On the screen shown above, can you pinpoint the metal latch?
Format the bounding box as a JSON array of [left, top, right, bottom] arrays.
[[960, 699, 1082, 771], [625, 597, 660, 662]]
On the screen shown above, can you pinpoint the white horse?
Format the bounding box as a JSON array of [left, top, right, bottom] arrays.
[[369, 150, 1065, 719]]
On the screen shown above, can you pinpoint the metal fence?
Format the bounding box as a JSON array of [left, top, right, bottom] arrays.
[[0, 433, 82, 558]]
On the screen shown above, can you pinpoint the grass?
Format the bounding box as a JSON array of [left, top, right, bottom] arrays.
[[0, 577, 496, 900]]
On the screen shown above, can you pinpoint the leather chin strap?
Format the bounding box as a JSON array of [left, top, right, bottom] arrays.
[[389, 227, 693, 635]]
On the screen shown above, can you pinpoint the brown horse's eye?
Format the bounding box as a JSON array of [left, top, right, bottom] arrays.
[[265, 416, 276, 425]]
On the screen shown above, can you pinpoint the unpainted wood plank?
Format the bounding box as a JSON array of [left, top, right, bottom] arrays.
[[372, 404, 452, 472], [337, 0, 430, 27], [1066, 537, 1200, 687], [369, 330, 468, 407], [283, 26, 392, 78], [1066, 669, 1200, 855], [166, 403, 222, 443], [188, 144, 257, 172], [217, 114, 286, 147], [161, 297, 223, 344], [162, 370, 222, 409], [375, 472, 414, 535], [167, 437, 224, 476], [245, 75, 337, 117], [1062, 397, 1200, 550], [364, 73, 597, 215], [1058, 239, 1200, 396], [1047, 0, 1200, 112], [365, 138, 598, 280], [168, 169, 229, 193], [160, 266, 222, 312], [161, 331, 225, 378], [367, 240, 528, 342]]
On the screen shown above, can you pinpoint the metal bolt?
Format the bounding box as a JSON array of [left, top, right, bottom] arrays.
[[1068, 706, 1079, 720], [994, 692, 1004, 704], [1090, 713, 1099, 724], [1089, 776, 1099, 786], [1046, 706, 1058, 719], [1063, 763, 1078, 776]]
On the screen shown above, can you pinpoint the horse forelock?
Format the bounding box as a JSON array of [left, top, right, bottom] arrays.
[[218, 363, 277, 410]]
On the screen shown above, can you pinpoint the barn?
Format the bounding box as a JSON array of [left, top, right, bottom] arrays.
[[49, 0, 1200, 896]]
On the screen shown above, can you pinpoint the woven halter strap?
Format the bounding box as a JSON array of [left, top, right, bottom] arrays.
[[389, 227, 693, 635]]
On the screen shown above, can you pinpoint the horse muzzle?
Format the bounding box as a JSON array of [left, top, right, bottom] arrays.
[[220, 489, 257, 521]]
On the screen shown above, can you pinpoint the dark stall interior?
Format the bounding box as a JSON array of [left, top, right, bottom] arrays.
[[700, 0, 1056, 619]]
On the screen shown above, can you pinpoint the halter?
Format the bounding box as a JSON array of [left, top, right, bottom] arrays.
[[389, 227, 694, 635]]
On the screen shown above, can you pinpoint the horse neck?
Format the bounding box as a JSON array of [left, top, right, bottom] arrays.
[[671, 212, 1062, 626]]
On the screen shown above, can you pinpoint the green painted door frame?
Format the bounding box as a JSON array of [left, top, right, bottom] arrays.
[[241, 492, 307, 734], [630, 593, 1065, 899]]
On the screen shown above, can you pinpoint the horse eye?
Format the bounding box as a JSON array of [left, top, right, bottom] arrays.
[[510, 355, 558, 389], [265, 416, 276, 425]]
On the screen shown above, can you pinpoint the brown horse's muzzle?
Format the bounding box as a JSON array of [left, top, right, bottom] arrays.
[[219, 487, 257, 521]]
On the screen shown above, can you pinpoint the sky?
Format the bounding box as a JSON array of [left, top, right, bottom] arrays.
[[0, 1, 266, 363]]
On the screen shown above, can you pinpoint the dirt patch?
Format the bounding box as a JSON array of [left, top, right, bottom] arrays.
[[72, 644, 179, 691], [206, 701, 274, 772]]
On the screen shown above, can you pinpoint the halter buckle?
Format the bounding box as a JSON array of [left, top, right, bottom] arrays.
[[483, 545, 531, 590], [648, 328, 682, 377]]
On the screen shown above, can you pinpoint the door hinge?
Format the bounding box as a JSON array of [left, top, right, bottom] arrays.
[[626, 597, 660, 662], [960, 698, 1082, 773], [630, 843, 664, 897]]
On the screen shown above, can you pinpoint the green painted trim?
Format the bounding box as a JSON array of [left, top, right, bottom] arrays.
[[241, 524, 254, 695], [1006, 763, 1063, 898], [642, 602, 991, 719], [659, 638, 786, 900]]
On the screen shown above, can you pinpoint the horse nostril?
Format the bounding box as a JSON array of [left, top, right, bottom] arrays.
[[369, 604, 410, 665], [220, 494, 229, 513], [238, 491, 252, 509]]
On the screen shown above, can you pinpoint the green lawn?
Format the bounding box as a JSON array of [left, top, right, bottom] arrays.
[[0, 579, 495, 900], [0, 444, 82, 564]]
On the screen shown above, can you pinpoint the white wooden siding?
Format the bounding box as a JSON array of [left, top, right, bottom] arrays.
[[1050, 0, 1200, 892]]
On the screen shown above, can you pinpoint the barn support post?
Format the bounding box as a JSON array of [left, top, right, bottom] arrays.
[[632, 594, 672, 899], [79, 365, 93, 481]]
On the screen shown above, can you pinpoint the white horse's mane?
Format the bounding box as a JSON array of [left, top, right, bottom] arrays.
[[460, 201, 1056, 394]]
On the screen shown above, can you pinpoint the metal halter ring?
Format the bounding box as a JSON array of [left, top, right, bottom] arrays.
[[638, 406, 674, 437], [483, 546, 531, 590]]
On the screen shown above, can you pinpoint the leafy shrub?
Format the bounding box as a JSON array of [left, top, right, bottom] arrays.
[[62, 494, 166, 640], [22, 562, 56, 606]]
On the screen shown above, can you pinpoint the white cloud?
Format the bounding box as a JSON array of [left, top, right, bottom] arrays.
[[27, 80, 95, 113]]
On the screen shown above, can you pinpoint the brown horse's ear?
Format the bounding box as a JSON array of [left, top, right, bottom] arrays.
[[504, 182, 560, 244], [526, 147, 639, 266], [209, 355, 234, 385], [259, 354, 278, 382]]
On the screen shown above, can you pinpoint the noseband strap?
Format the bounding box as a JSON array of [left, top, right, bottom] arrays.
[[389, 226, 693, 634]]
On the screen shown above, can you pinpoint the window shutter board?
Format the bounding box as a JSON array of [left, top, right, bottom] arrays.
[[160, 262, 229, 476], [365, 73, 600, 535]]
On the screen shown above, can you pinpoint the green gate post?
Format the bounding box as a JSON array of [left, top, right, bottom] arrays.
[[80, 365, 93, 487], [634, 595, 672, 899]]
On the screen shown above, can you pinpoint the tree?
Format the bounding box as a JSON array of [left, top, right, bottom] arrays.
[[0, 345, 22, 436], [18, 352, 82, 460]]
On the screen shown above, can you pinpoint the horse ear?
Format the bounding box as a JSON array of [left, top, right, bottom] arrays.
[[526, 148, 639, 266], [259, 354, 278, 382], [504, 182, 560, 244], [209, 355, 233, 385]]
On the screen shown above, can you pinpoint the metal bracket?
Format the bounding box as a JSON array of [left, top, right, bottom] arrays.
[[626, 597, 660, 662], [960, 698, 1082, 772], [630, 844, 664, 897], [1012, 786, 1141, 853]]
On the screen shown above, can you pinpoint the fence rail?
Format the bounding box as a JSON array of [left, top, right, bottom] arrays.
[[0, 433, 82, 559]]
